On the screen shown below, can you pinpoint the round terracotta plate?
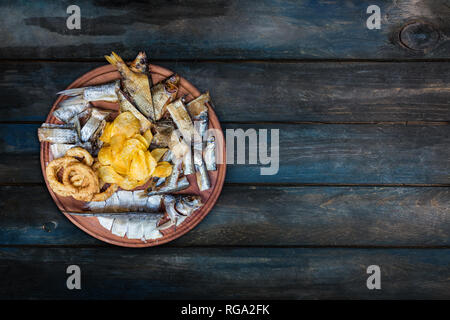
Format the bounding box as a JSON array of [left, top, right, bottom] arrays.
[[40, 64, 226, 247]]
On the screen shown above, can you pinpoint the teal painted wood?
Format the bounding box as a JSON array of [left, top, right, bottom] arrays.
[[0, 185, 448, 246], [0, 0, 449, 60], [1, 61, 450, 122], [1, 123, 448, 184], [0, 247, 449, 299]]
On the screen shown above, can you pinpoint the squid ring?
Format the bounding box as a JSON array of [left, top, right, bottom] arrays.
[[46, 157, 79, 197], [66, 147, 94, 166], [91, 183, 119, 202], [62, 162, 99, 201]]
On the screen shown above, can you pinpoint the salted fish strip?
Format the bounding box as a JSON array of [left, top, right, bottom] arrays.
[[58, 80, 120, 103], [38, 123, 78, 144], [111, 217, 128, 237], [126, 218, 144, 239], [54, 96, 89, 123], [80, 108, 111, 142], [98, 217, 114, 231]]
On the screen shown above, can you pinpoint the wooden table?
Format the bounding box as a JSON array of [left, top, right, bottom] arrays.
[[0, 0, 449, 299]]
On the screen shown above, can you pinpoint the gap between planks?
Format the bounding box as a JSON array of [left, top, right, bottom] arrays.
[[1, 58, 450, 63], [0, 182, 449, 188]]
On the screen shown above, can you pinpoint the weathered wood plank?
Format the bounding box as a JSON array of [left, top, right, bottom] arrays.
[[0, 185, 448, 246], [0, 1, 449, 60], [0, 247, 448, 299], [2, 61, 450, 122], [0, 123, 448, 184]]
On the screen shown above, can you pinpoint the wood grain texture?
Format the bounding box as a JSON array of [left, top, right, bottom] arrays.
[[0, 185, 448, 246], [0, 247, 449, 299], [1, 61, 450, 122], [0, 0, 449, 60], [1, 123, 448, 184]]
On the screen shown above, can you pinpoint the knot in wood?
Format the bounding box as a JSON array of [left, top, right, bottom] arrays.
[[399, 21, 440, 52]]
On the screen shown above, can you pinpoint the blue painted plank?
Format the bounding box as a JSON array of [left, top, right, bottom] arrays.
[[0, 123, 448, 184], [0, 0, 449, 60], [0, 247, 449, 299], [2, 61, 450, 122], [0, 185, 448, 246]]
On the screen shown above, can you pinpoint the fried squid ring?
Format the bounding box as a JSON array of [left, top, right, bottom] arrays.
[[62, 162, 99, 202], [46, 157, 79, 197], [66, 147, 94, 166], [91, 183, 119, 202]]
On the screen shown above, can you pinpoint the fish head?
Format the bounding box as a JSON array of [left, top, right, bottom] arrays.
[[129, 52, 149, 74]]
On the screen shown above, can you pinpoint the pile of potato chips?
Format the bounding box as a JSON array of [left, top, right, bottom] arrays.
[[96, 111, 172, 190]]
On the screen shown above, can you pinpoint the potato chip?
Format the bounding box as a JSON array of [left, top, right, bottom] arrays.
[[129, 150, 148, 181], [143, 129, 153, 145], [150, 148, 168, 162], [100, 122, 113, 144], [111, 112, 140, 138], [97, 166, 124, 184], [98, 146, 112, 166], [133, 133, 150, 149], [118, 177, 141, 190], [152, 161, 172, 178], [110, 134, 126, 156], [145, 151, 157, 176]]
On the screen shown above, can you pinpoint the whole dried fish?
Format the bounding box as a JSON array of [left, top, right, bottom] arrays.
[[105, 52, 155, 120], [151, 74, 180, 121]]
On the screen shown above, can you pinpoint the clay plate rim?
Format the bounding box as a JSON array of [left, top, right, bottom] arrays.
[[40, 64, 226, 247]]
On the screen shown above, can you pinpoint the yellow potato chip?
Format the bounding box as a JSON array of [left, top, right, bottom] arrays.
[[110, 134, 126, 156], [97, 166, 124, 184], [118, 177, 141, 190], [145, 151, 157, 176], [133, 133, 150, 149], [100, 122, 113, 144], [98, 146, 112, 166], [111, 112, 140, 138], [129, 150, 148, 181], [150, 148, 168, 162], [152, 161, 172, 178], [143, 129, 153, 146]]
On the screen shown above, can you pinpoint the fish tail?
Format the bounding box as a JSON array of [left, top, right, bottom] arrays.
[[58, 96, 86, 108], [104, 51, 124, 66], [57, 87, 86, 97]]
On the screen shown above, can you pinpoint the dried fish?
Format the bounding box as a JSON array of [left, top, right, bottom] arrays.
[[105, 52, 155, 120], [128, 51, 149, 74], [204, 135, 216, 171], [54, 96, 89, 123], [58, 80, 120, 104], [151, 74, 180, 120], [117, 89, 152, 133], [195, 162, 211, 191], [147, 159, 189, 196], [80, 108, 111, 142], [38, 123, 78, 144]]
